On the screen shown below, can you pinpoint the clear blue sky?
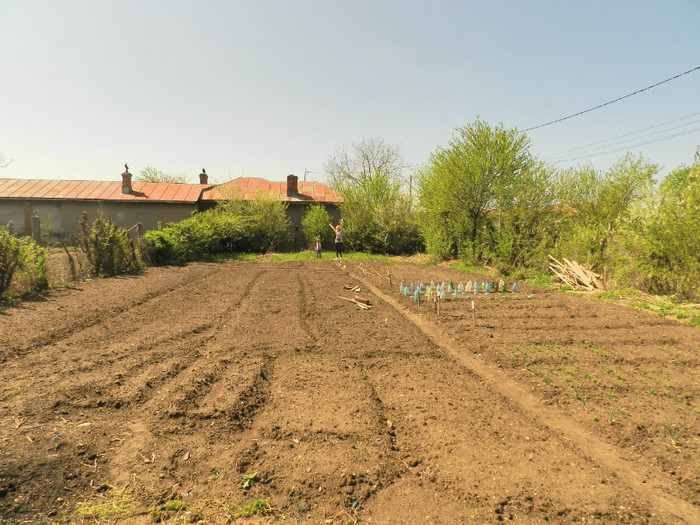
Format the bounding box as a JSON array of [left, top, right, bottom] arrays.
[[1, 1, 698, 183]]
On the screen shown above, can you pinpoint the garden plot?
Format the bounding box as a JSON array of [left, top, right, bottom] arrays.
[[0, 259, 697, 524]]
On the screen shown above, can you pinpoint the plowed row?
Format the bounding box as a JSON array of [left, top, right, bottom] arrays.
[[0, 259, 697, 524]]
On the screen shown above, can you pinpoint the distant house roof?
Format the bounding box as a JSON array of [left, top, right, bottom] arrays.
[[202, 177, 343, 203], [0, 179, 212, 203]]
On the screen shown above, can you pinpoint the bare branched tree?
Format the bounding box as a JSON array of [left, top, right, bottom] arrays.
[[136, 165, 188, 183], [324, 138, 406, 189]]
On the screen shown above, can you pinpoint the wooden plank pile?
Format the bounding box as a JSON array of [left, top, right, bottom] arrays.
[[548, 255, 605, 292]]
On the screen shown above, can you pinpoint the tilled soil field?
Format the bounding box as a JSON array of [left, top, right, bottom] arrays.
[[0, 259, 698, 524]]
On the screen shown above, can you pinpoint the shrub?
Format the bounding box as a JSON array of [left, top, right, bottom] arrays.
[[339, 170, 422, 254], [0, 227, 49, 296], [219, 197, 291, 253], [77, 212, 140, 277], [0, 227, 24, 294], [143, 209, 249, 265], [301, 203, 332, 249]]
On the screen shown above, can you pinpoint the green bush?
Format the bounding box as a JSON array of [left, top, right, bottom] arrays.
[[77, 212, 140, 277], [144, 210, 248, 265], [220, 197, 291, 253], [0, 227, 48, 296], [613, 163, 700, 301], [339, 170, 422, 254], [143, 197, 289, 266], [301, 203, 332, 249]]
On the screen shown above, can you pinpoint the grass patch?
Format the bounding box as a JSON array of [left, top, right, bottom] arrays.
[[75, 488, 137, 520], [235, 251, 396, 264], [595, 290, 699, 328], [232, 499, 271, 517]]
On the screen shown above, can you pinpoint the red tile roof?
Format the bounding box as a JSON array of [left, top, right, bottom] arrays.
[[0, 179, 213, 203], [0, 177, 343, 204], [202, 177, 343, 203]]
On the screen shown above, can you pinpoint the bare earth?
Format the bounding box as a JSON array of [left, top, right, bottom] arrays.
[[0, 259, 698, 524]]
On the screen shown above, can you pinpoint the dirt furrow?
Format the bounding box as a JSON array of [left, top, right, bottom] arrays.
[[1, 260, 697, 524], [352, 265, 699, 524]]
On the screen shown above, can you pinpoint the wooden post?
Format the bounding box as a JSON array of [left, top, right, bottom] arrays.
[[471, 299, 476, 327], [31, 215, 41, 244]]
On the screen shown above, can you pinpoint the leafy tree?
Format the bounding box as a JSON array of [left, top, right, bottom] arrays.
[[338, 169, 421, 254], [216, 193, 292, 253], [324, 138, 406, 189], [553, 154, 657, 266], [136, 165, 188, 184], [418, 119, 545, 263], [487, 160, 557, 269], [616, 158, 699, 300], [300, 204, 332, 249]]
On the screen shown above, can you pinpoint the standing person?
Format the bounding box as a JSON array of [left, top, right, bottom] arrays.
[[330, 218, 344, 259], [315, 237, 322, 259]]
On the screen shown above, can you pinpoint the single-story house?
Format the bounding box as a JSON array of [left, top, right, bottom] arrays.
[[0, 170, 343, 248], [202, 174, 344, 249]]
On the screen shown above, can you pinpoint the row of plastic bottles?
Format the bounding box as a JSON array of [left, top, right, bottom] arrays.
[[399, 279, 519, 298]]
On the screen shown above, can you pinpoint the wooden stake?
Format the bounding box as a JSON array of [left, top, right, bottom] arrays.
[[471, 299, 476, 327]]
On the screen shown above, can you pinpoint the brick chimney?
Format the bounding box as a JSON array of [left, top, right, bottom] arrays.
[[287, 174, 298, 196], [199, 168, 208, 185], [121, 163, 132, 194]]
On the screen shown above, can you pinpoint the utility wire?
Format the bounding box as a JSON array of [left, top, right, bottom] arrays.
[[542, 111, 700, 159], [543, 114, 700, 161], [552, 127, 700, 164], [523, 65, 700, 132]]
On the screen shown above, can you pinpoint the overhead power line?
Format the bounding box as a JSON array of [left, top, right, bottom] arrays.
[[551, 127, 700, 164], [522, 65, 700, 132], [543, 112, 700, 161]]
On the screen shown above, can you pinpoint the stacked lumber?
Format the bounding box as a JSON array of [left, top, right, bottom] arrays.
[[548, 255, 605, 291]]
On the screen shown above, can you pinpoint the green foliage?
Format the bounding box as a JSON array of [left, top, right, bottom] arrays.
[[18, 238, 48, 291], [0, 227, 48, 296], [552, 155, 657, 267], [300, 203, 332, 248], [217, 195, 292, 253], [338, 170, 422, 254], [418, 118, 552, 267], [144, 209, 248, 265], [75, 488, 136, 519], [144, 194, 292, 265], [0, 227, 24, 294], [614, 162, 700, 300], [240, 472, 259, 490], [149, 499, 189, 520], [77, 212, 140, 277], [232, 499, 271, 517]]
